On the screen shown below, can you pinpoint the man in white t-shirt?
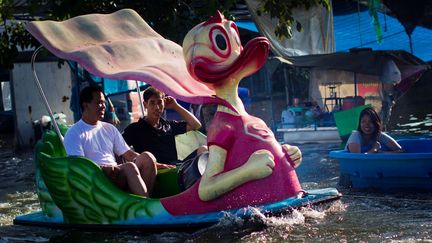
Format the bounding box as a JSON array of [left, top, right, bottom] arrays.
[[64, 86, 168, 197]]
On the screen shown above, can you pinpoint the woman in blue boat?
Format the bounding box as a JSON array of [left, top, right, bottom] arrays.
[[346, 107, 403, 153]]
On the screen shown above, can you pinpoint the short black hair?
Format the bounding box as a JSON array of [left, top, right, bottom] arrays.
[[79, 86, 103, 111], [143, 86, 165, 102]]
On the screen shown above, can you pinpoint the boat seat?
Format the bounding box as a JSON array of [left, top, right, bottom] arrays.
[[35, 127, 164, 223], [35, 126, 208, 200]]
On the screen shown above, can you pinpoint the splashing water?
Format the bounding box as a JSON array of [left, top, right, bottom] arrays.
[[0, 191, 40, 226], [1, 141, 432, 241]]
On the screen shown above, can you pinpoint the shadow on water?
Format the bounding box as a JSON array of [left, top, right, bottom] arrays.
[[1, 124, 432, 241]]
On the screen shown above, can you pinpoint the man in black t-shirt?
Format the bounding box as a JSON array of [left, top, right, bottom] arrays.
[[122, 87, 207, 165]]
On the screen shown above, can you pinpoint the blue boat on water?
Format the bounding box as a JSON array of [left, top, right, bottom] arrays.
[[329, 138, 432, 190]]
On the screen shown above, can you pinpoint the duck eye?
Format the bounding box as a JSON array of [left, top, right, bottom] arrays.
[[210, 27, 230, 57], [215, 34, 227, 50]]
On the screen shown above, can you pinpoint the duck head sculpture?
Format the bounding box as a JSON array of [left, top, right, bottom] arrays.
[[183, 11, 269, 88]]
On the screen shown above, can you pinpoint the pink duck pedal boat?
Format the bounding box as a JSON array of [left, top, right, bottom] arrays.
[[14, 9, 341, 230]]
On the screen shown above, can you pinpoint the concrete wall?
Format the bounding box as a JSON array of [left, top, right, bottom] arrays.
[[12, 62, 73, 147]]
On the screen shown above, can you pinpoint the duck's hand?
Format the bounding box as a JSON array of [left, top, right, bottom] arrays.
[[244, 149, 275, 180], [282, 144, 302, 169]]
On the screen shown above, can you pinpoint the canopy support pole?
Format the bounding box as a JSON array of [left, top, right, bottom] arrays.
[[135, 81, 145, 117], [408, 34, 413, 54], [283, 68, 290, 106], [31, 46, 64, 143], [354, 72, 358, 106]]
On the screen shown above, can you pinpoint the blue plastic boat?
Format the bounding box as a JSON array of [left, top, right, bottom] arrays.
[[329, 138, 432, 190]]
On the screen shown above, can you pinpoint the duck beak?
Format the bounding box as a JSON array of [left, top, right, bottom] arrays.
[[194, 37, 269, 84]]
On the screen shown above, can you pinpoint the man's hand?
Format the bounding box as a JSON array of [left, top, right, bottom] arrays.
[[164, 96, 179, 110], [165, 95, 202, 131], [156, 162, 176, 169]]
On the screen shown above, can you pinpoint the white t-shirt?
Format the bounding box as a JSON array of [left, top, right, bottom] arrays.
[[64, 119, 130, 166]]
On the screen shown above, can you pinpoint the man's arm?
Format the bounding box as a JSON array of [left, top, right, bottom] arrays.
[[164, 96, 201, 131], [63, 128, 85, 156]]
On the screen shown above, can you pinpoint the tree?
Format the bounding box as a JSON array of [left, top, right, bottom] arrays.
[[255, 0, 330, 39], [0, 0, 329, 69], [1, 0, 38, 69]]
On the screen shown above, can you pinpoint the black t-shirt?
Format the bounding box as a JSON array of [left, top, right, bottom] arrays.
[[122, 118, 187, 164]]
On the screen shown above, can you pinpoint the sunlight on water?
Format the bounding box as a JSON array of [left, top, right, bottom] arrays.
[[324, 200, 347, 214], [0, 202, 11, 208], [0, 191, 40, 226], [0, 236, 49, 242], [392, 113, 432, 135]]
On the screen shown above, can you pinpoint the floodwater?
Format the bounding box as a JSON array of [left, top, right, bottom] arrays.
[[1, 133, 432, 242]]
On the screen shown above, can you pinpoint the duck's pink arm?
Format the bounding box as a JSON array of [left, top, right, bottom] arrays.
[[26, 9, 225, 105]]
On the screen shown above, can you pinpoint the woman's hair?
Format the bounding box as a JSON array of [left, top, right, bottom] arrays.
[[143, 86, 165, 102], [357, 107, 382, 141], [79, 85, 103, 111]]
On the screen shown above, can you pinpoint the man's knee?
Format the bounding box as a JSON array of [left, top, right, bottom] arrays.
[[122, 162, 140, 175], [135, 152, 157, 174], [139, 151, 157, 164]]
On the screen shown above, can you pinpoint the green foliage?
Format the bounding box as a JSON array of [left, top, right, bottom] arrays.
[[368, 0, 383, 43], [1, 0, 36, 68], [0, 0, 330, 69], [23, 0, 238, 43], [0, 0, 238, 68], [256, 0, 330, 40]]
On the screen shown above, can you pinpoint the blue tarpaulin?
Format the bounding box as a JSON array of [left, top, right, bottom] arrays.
[[236, 21, 259, 33], [334, 10, 432, 62], [68, 61, 147, 96], [67, 61, 148, 122], [236, 9, 432, 62]]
